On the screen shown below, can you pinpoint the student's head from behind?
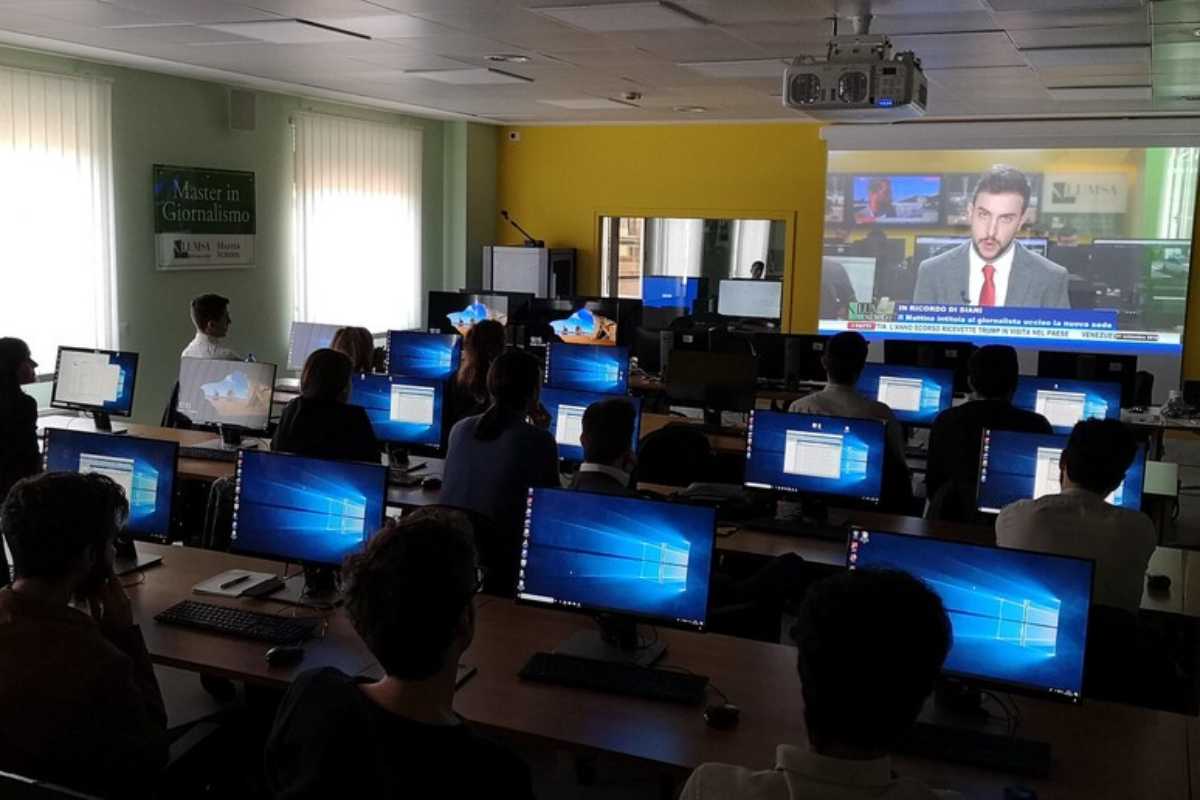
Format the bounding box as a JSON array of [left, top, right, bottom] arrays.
[[794, 569, 951, 757], [191, 293, 231, 338], [330, 327, 374, 374], [822, 331, 870, 386], [301, 348, 354, 404], [967, 344, 1020, 400], [458, 319, 506, 395], [1061, 419, 1138, 497], [581, 398, 637, 471], [970, 165, 1031, 262], [750, 260, 766, 280], [0, 337, 37, 388], [343, 508, 479, 680]]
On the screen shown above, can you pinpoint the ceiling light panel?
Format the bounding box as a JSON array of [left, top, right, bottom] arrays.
[[533, 2, 707, 32], [407, 68, 533, 84], [203, 20, 367, 44]]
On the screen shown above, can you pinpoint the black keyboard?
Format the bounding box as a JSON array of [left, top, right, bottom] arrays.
[[155, 600, 320, 644], [741, 516, 849, 542], [897, 721, 1052, 777], [178, 446, 238, 463], [519, 652, 708, 705]]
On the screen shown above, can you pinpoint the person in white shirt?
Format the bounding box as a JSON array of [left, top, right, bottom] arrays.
[[568, 397, 638, 497], [681, 569, 958, 800], [996, 418, 1155, 611], [181, 293, 241, 360]]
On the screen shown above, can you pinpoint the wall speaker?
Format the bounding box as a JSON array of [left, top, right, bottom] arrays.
[[228, 89, 256, 132]]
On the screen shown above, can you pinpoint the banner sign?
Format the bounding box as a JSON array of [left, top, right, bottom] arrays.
[[1041, 172, 1129, 214], [153, 164, 255, 269]]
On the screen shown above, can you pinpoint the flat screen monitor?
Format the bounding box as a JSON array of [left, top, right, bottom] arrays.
[[754, 333, 828, 385], [852, 175, 941, 225], [176, 358, 276, 432], [883, 339, 976, 394], [350, 374, 445, 451], [517, 487, 716, 631], [531, 297, 635, 347], [717, 279, 782, 320], [641, 276, 706, 311], [51, 347, 138, 418], [744, 410, 885, 505], [1036, 350, 1138, 408], [427, 290, 534, 336], [43, 429, 178, 542], [386, 330, 462, 380], [977, 428, 1146, 514], [665, 350, 757, 414], [1012, 376, 1122, 434], [231, 449, 387, 568], [848, 528, 1093, 703], [544, 342, 630, 394], [287, 321, 343, 372], [855, 364, 954, 425], [540, 388, 642, 462]]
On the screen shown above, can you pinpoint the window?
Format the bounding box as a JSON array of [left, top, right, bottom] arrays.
[[292, 112, 422, 333], [0, 66, 115, 368]]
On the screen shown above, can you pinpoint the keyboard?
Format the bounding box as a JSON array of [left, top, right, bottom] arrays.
[[519, 652, 708, 705], [741, 516, 849, 542], [178, 446, 239, 463], [897, 721, 1052, 777], [155, 600, 320, 644]]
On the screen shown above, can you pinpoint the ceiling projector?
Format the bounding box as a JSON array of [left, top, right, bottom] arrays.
[[783, 34, 927, 121]]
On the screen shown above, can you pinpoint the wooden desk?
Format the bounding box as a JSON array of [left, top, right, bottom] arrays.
[[640, 413, 747, 455], [39, 416, 233, 481]]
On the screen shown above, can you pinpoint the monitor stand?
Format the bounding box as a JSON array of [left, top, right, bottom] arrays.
[[778, 498, 850, 529], [218, 424, 245, 449], [554, 615, 666, 668], [270, 567, 342, 610], [91, 411, 127, 435], [112, 537, 161, 576]]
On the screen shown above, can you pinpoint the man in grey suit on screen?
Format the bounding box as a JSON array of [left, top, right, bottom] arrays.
[[913, 165, 1070, 309]]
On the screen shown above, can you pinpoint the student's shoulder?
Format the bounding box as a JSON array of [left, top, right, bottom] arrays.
[[283, 667, 359, 707], [681, 762, 788, 800]]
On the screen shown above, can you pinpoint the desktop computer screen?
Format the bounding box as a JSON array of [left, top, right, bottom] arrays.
[[51, 347, 138, 417], [287, 321, 344, 371], [176, 358, 276, 431], [386, 331, 462, 380], [744, 410, 885, 504], [883, 339, 976, 395], [717, 279, 783, 320], [427, 291, 534, 336], [544, 342, 630, 394], [43, 429, 178, 541], [350, 374, 444, 450], [231, 449, 387, 568], [642, 276, 704, 311], [1012, 377, 1122, 434], [855, 364, 954, 425], [540, 388, 642, 462], [1036, 351, 1138, 408], [848, 528, 1094, 702], [517, 488, 716, 630], [977, 428, 1146, 513]]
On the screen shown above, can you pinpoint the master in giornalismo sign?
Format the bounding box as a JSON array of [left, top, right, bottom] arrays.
[[153, 164, 255, 269]]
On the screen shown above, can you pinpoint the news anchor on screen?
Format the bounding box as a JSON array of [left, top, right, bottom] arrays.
[[913, 166, 1070, 309]]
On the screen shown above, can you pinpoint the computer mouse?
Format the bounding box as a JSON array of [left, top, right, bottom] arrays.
[[265, 645, 305, 667], [704, 703, 740, 730], [1147, 573, 1172, 592], [422, 476, 443, 491]]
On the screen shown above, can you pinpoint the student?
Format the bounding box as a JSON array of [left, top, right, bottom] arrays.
[[750, 260, 766, 280], [331, 326, 375, 374], [996, 419, 1154, 611], [925, 345, 1051, 521], [265, 508, 535, 799], [570, 397, 638, 496], [681, 569, 955, 800], [453, 319, 505, 419], [273, 348, 380, 463], [182, 293, 240, 359], [0, 337, 40, 505], [0, 472, 167, 796]]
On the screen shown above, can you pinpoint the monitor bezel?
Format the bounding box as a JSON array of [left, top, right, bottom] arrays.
[[350, 372, 447, 456], [385, 329, 463, 379], [50, 346, 139, 419], [286, 321, 346, 372], [175, 357, 278, 434], [544, 341, 631, 394]]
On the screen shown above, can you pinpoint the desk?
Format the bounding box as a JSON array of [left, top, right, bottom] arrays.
[[640, 413, 747, 455]]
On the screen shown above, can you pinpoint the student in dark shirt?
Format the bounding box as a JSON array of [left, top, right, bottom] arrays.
[[330, 326, 375, 374], [926, 344, 1052, 521], [265, 508, 535, 800], [0, 472, 168, 796], [569, 397, 638, 496], [452, 319, 505, 420], [273, 348, 380, 463], [0, 338, 40, 509]]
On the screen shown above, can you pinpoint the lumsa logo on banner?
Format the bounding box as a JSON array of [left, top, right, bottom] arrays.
[[153, 164, 256, 270]]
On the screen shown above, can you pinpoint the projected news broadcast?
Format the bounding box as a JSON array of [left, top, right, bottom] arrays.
[[820, 148, 1197, 355]]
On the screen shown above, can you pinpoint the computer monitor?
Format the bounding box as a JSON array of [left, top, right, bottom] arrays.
[[544, 342, 630, 394], [176, 358, 276, 433], [641, 276, 706, 312], [1036, 351, 1138, 408], [540, 388, 642, 462], [287, 321, 344, 372], [386, 330, 462, 380], [517, 487, 716, 665], [753, 333, 828, 386], [665, 350, 757, 424], [530, 296, 637, 347], [350, 374, 445, 454], [427, 290, 534, 336], [977, 428, 1146, 514], [50, 347, 138, 432], [745, 410, 885, 506], [855, 364, 954, 425], [883, 339, 977, 394], [848, 528, 1093, 703], [231, 449, 387, 569], [717, 279, 782, 320], [1012, 376, 1122, 434]]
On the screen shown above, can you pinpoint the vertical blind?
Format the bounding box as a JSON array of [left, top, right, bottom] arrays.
[[0, 66, 115, 368], [292, 112, 423, 333]]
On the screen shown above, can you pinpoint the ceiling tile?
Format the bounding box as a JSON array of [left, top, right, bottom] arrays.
[[1151, 0, 1200, 25], [1048, 84, 1151, 100], [240, 0, 387, 16], [861, 12, 999, 34], [391, 32, 536, 59], [669, 0, 837, 24], [1154, 41, 1200, 61], [96, 0, 276, 24], [16, 0, 190, 27], [604, 27, 767, 60], [888, 31, 1027, 68], [1152, 22, 1200, 45], [203, 19, 367, 43], [1010, 24, 1149, 49], [991, 8, 1147, 29], [408, 67, 533, 84], [1021, 44, 1149, 67], [310, 13, 454, 38], [722, 23, 830, 54], [408, 6, 610, 49], [985, 0, 1145, 11], [678, 58, 788, 78], [532, 2, 707, 32]]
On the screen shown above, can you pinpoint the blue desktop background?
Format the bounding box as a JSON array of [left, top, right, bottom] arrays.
[[55, 349, 138, 415], [745, 410, 885, 502], [855, 364, 954, 424], [387, 331, 462, 379], [850, 530, 1093, 698], [350, 374, 444, 448], [642, 276, 701, 311], [1012, 377, 1122, 433], [520, 488, 715, 627], [44, 429, 176, 540], [540, 388, 642, 461], [545, 342, 630, 394], [232, 451, 387, 567], [977, 429, 1145, 512]]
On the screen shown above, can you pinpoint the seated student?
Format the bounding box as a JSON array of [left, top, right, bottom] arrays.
[[181, 293, 240, 360], [570, 397, 638, 496], [452, 319, 505, 420], [926, 345, 1051, 521], [265, 508, 535, 799], [331, 326, 376, 374], [0, 338, 40, 504], [682, 569, 955, 800], [0, 472, 167, 796], [273, 348, 380, 463], [996, 419, 1155, 611]]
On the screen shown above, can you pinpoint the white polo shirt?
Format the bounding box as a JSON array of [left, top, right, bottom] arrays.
[[181, 332, 241, 361]]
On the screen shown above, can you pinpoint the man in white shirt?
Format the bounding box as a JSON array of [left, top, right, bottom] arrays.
[[681, 569, 958, 800], [568, 397, 637, 496], [996, 418, 1155, 611], [181, 293, 241, 360]]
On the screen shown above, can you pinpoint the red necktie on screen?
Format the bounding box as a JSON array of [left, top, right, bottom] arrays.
[[979, 264, 997, 307]]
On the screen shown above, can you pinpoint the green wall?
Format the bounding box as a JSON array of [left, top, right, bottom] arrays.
[[442, 120, 499, 293]]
